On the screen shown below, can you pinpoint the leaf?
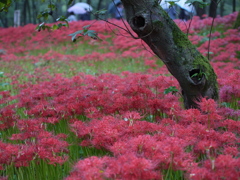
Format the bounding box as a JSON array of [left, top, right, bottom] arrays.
[[221, 102, 230, 108], [168, 2, 175, 7], [52, 24, 58, 30], [0, 0, 12, 12], [67, 0, 74, 6], [190, 73, 199, 78], [69, 28, 101, 42], [56, 16, 67, 22], [87, 31, 99, 40], [0, 72, 5, 77], [48, 3, 56, 10], [185, 0, 210, 8], [0, 83, 9, 87], [69, 30, 83, 42], [94, 9, 107, 16], [164, 86, 178, 95], [37, 11, 50, 20], [204, 51, 214, 54], [83, 28, 89, 35], [83, 25, 91, 29], [35, 22, 45, 31]]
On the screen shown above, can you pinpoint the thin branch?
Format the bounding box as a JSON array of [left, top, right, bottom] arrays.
[[207, 0, 222, 61]]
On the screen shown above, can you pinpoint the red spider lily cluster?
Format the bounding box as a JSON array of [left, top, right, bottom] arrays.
[[0, 13, 240, 180]]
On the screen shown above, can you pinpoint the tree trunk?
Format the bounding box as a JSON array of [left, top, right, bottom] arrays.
[[97, 0, 103, 10], [232, 0, 236, 12], [233, 11, 240, 29], [26, 0, 31, 24], [209, 0, 218, 18], [220, 0, 225, 17], [195, 0, 206, 19], [87, 0, 92, 5], [121, 0, 218, 109], [22, 0, 28, 25], [31, 0, 38, 24], [0, 12, 8, 27]]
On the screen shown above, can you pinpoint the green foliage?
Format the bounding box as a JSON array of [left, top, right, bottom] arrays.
[[36, 1, 57, 20], [0, 72, 9, 90], [35, 16, 69, 32], [0, 71, 4, 78], [69, 25, 101, 42], [164, 86, 179, 95], [0, 0, 12, 12], [190, 69, 207, 81], [163, 0, 209, 8], [67, 0, 74, 6], [93, 9, 108, 16], [185, 0, 210, 8], [167, 1, 178, 7]]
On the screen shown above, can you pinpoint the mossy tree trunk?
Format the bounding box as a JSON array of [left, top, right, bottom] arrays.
[[121, 0, 218, 109]]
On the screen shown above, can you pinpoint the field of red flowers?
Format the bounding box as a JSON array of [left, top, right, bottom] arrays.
[[0, 12, 239, 180]]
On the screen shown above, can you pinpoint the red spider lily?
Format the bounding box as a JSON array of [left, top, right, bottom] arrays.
[[66, 154, 161, 180], [0, 12, 239, 179]]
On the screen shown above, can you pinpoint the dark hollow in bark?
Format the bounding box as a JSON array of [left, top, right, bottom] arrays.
[[121, 0, 218, 109]]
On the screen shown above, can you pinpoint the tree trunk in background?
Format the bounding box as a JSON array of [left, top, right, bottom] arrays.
[[209, 0, 218, 18], [31, 0, 38, 24], [220, 0, 225, 17], [97, 0, 104, 10], [26, 0, 31, 24], [232, 0, 236, 12], [22, 0, 28, 25], [121, 0, 219, 109], [56, 1, 63, 20], [0, 12, 8, 27], [195, 0, 206, 19], [233, 11, 240, 29], [87, 0, 92, 5]]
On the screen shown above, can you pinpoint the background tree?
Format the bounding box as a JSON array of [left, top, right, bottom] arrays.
[[233, 11, 240, 28], [209, 0, 218, 18], [232, 0, 236, 12], [1, 0, 240, 27], [195, 0, 207, 18]]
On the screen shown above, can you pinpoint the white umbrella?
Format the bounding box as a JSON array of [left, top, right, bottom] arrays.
[[160, 0, 195, 13], [76, 2, 93, 12], [68, 2, 93, 14], [175, 0, 195, 13], [160, 0, 170, 9], [68, 5, 86, 14]]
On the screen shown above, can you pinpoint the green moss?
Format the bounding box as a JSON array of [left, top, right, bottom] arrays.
[[172, 26, 191, 48], [153, 20, 164, 28]]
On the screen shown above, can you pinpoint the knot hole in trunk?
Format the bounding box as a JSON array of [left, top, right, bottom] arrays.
[[132, 16, 145, 28], [189, 68, 205, 84]]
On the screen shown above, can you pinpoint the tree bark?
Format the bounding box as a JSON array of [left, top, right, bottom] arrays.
[[220, 0, 225, 17], [0, 12, 8, 27], [195, 0, 206, 19], [209, 0, 218, 18], [87, 0, 92, 6], [121, 0, 218, 109], [26, 0, 31, 24], [233, 11, 240, 29], [23, 0, 28, 25], [232, 0, 236, 13], [97, 0, 103, 11], [31, 0, 38, 24]]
